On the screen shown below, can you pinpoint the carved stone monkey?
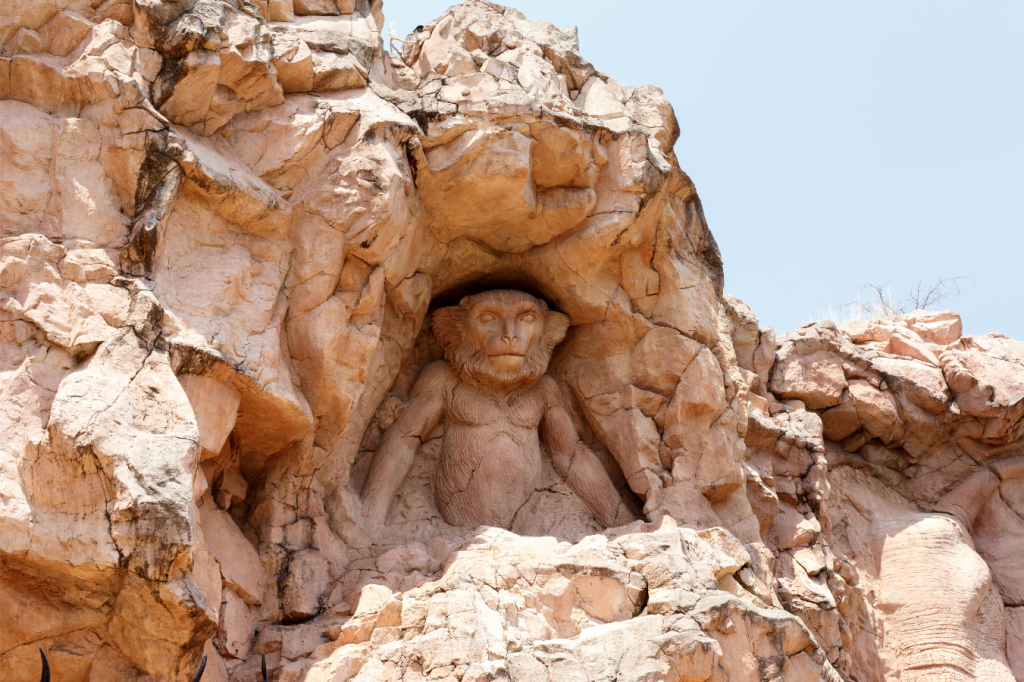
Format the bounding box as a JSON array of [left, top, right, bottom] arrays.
[[362, 290, 624, 528]]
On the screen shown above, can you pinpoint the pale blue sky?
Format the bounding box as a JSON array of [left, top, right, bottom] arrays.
[[383, 1, 1023, 339]]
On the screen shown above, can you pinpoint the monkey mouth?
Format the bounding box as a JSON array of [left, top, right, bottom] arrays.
[[487, 353, 527, 368]]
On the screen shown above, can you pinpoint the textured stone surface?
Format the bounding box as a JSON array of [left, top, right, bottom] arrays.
[[1, 1, 1022, 680]]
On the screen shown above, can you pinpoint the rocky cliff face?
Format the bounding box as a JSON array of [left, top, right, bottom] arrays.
[[1, 1, 1022, 681]]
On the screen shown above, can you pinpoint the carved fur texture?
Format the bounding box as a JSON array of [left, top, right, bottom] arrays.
[[432, 290, 569, 392]]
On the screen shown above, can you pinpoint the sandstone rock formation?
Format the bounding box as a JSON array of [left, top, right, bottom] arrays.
[[1, 1, 1021, 681]]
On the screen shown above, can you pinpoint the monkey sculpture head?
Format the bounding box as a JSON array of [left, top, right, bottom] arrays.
[[432, 290, 569, 391]]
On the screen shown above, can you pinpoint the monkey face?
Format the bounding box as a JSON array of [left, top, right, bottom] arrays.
[[463, 298, 546, 374], [432, 290, 570, 391]]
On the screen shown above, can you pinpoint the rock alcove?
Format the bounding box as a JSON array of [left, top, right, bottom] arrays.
[[347, 284, 646, 544]]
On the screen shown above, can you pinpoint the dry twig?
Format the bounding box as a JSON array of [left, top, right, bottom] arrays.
[[837, 276, 971, 322]]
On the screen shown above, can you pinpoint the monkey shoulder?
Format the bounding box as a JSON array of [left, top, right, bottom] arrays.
[[536, 374, 567, 409], [411, 361, 460, 398]]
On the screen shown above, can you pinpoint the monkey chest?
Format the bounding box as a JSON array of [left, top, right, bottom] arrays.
[[445, 385, 545, 429], [437, 387, 546, 511]]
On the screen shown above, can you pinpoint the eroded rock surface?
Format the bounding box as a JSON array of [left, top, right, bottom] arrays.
[[1, 1, 1022, 681]]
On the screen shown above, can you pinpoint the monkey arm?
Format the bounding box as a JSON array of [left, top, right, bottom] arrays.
[[539, 378, 622, 527], [361, 362, 451, 523]]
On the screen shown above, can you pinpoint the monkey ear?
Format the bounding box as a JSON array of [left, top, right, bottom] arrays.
[[431, 305, 465, 353], [544, 311, 570, 346]]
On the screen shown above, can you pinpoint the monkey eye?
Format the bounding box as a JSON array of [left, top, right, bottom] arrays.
[[520, 312, 537, 322], [478, 312, 497, 323]]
